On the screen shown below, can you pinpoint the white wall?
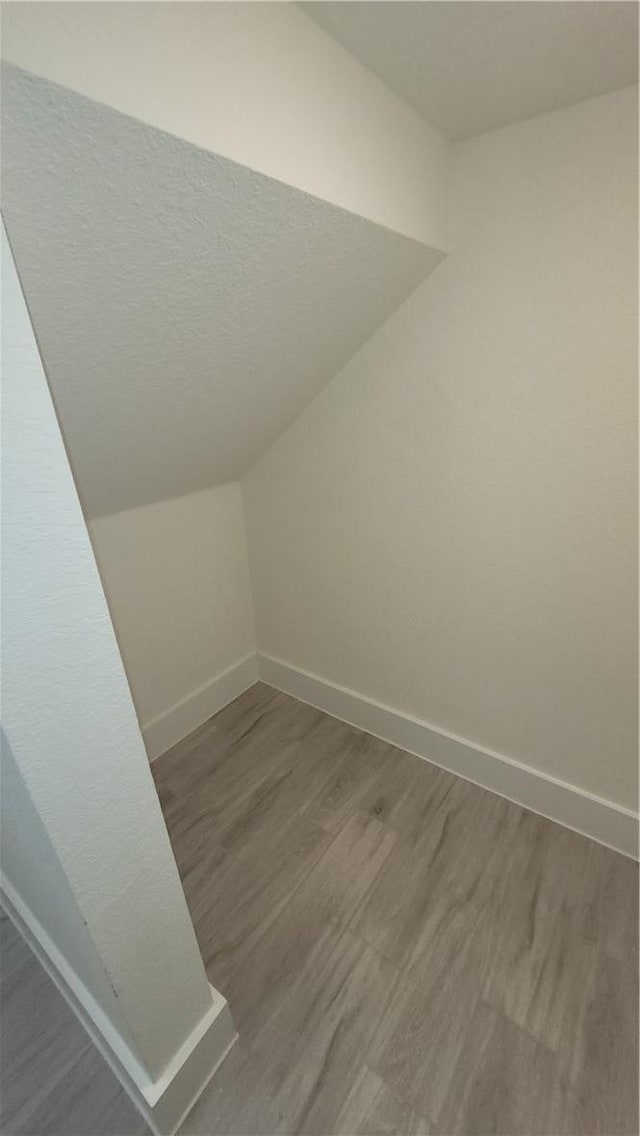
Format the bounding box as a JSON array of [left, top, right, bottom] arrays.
[[90, 485, 256, 755], [1, 221, 222, 1092], [0, 733, 138, 1050], [2, 59, 440, 520], [244, 87, 639, 811], [1, 1, 449, 249]]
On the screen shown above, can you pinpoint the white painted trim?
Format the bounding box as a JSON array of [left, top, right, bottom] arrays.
[[143, 994, 236, 1136], [0, 876, 152, 1096], [0, 878, 237, 1135], [143, 653, 260, 760], [258, 653, 639, 861]]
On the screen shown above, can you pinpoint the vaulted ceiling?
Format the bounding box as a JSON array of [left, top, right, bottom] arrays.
[[4, 5, 637, 522], [302, 1, 638, 140], [2, 64, 442, 518]]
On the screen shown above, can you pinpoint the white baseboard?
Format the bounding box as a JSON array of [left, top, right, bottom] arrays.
[[143, 991, 236, 1136], [258, 653, 639, 861], [143, 653, 260, 760], [0, 877, 237, 1136]]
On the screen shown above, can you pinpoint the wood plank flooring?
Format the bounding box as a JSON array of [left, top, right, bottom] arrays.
[[155, 683, 639, 1136], [0, 912, 148, 1136], [2, 681, 637, 1135]]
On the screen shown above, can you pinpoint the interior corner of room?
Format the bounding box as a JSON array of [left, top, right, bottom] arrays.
[[1, 2, 638, 1135]]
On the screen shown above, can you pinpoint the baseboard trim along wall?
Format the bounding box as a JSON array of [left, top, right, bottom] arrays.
[[258, 653, 639, 861], [0, 878, 237, 1136], [137, 647, 638, 858], [144, 653, 260, 761]]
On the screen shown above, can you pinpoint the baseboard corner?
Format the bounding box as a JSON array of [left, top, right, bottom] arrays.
[[144, 652, 260, 760]]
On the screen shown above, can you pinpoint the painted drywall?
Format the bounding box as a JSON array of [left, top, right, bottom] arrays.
[[2, 64, 441, 518], [244, 87, 639, 810], [1, 1, 449, 248], [1, 222, 217, 1082], [0, 732, 138, 1050], [303, 1, 638, 140], [90, 484, 256, 732]]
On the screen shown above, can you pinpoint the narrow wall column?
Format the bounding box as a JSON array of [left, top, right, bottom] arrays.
[[0, 223, 235, 1133]]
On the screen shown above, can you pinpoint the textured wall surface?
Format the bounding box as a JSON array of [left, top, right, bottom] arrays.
[[1, 1, 449, 247], [244, 88, 639, 809], [2, 64, 441, 518], [90, 484, 256, 727], [0, 733, 137, 1052], [1, 224, 215, 1080]]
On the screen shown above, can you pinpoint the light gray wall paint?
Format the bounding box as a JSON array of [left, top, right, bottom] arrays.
[[1, 222, 216, 1082], [89, 484, 256, 728], [303, 1, 638, 140], [2, 64, 441, 519], [0, 732, 137, 1050], [244, 88, 639, 810], [1, 1, 449, 246]]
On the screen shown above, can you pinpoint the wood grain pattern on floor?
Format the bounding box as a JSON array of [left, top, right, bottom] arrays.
[[154, 684, 639, 1136], [0, 913, 149, 1136], [2, 682, 638, 1136]]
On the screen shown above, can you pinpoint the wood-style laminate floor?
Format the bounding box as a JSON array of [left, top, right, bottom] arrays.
[[0, 911, 148, 1136], [163, 683, 639, 1136], [2, 682, 638, 1135]]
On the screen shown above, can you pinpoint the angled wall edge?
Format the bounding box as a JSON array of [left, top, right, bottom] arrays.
[[0, 882, 237, 1136]]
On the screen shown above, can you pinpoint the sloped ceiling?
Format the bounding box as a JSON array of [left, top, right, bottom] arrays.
[[1, 65, 442, 519], [302, 1, 639, 140]]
